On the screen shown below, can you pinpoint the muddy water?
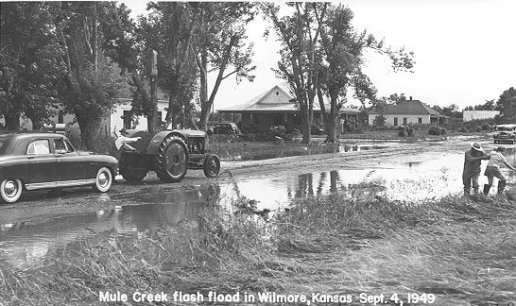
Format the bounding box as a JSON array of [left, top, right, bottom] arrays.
[[2, 147, 516, 269]]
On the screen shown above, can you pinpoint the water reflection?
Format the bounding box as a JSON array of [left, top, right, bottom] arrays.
[[0, 187, 218, 269]]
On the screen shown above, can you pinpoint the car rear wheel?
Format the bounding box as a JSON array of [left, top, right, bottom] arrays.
[[94, 167, 113, 193], [1, 178, 23, 203]]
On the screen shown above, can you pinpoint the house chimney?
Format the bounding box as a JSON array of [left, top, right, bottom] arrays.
[[410, 96, 412, 100]]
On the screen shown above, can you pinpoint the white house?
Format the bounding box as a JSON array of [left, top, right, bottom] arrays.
[[107, 98, 170, 134], [368, 98, 447, 126], [218, 84, 361, 131], [462, 110, 499, 122], [53, 98, 171, 138]]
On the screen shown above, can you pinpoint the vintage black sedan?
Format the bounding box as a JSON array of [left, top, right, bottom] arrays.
[[0, 132, 118, 203]]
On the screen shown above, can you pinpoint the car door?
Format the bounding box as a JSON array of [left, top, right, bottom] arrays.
[[26, 138, 58, 187], [53, 137, 86, 183]]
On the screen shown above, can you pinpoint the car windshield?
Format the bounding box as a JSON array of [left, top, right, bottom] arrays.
[[496, 125, 516, 131]]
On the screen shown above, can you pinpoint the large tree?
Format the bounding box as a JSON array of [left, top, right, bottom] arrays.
[[496, 87, 516, 122], [0, 2, 64, 130], [263, 3, 414, 144], [262, 3, 323, 144], [125, 2, 199, 130], [193, 2, 257, 131], [316, 4, 414, 142], [55, 2, 125, 150]]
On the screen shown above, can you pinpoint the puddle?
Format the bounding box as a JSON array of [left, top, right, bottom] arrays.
[[3, 148, 516, 269]]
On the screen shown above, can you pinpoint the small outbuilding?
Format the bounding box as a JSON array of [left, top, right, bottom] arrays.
[[463, 110, 499, 122]]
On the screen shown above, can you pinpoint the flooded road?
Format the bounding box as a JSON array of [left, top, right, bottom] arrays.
[[2, 140, 515, 269]]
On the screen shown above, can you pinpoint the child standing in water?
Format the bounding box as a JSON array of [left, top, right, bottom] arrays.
[[483, 146, 516, 195]]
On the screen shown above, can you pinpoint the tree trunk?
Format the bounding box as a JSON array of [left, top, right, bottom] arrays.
[[197, 51, 209, 131], [326, 117, 336, 143], [301, 103, 311, 144], [76, 114, 101, 152], [147, 74, 158, 133], [4, 114, 20, 130], [25, 112, 44, 131]]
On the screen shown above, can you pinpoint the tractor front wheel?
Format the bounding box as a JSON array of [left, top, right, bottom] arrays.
[[155, 135, 188, 182], [203, 154, 220, 178]]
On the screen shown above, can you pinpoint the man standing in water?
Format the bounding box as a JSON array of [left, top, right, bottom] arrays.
[[483, 146, 516, 195], [463, 142, 489, 196]]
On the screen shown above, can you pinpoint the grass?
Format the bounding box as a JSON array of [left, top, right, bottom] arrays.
[[1, 182, 516, 305], [208, 130, 493, 161], [209, 135, 344, 161]]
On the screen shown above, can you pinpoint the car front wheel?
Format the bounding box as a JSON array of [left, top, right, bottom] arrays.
[[0, 178, 23, 203], [94, 167, 113, 193]]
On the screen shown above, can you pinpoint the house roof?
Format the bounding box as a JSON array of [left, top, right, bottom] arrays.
[[369, 100, 443, 116], [218, 84, 360, 114]]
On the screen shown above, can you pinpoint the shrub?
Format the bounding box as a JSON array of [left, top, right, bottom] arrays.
[[373, 114, 387, 128], [346, 124, 364, 134], [397, 126, 415, 137], [428, 126, 446, 135], [459, 127, 468, 133], [481, 123, 492, 131], [270, 125, 286, 134]]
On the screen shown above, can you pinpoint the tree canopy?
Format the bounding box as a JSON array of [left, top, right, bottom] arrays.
[[262, 3, 414, 143]]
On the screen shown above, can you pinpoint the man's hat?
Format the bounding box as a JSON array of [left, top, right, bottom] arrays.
[[471, 142, 483, 152]]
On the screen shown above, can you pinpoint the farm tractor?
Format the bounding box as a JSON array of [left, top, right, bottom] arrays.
[[118, 129, 220, 183]]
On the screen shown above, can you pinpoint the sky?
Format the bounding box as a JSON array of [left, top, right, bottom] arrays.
[[121, 0, 516, 111]]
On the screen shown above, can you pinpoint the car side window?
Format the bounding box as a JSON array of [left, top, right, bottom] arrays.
[[53, 138, 74, 154], [53, 139, 67, 154], [27, 140, 51, 155], [64, 139, 75, 153]]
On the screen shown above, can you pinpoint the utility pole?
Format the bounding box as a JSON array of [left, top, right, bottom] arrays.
[[149, 50, 159, 133]]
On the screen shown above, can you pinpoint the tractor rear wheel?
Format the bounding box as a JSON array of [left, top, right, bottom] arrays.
[[155, 135, 188, 182]]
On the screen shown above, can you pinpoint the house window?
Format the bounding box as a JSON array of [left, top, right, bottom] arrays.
[[253, 114, 259, 125], [394, 118, 398, 126], [58, 110, 64, 124], [418, 118, 422, 124], [403, 118, 407, 125]]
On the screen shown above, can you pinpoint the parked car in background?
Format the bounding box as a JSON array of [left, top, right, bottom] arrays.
[[211, 122, 241, 135], [0, 132, 118, 203], [493, 124, 516, 144]]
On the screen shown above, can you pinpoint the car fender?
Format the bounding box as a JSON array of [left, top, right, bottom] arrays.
[[146, 131, 187, 155]]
